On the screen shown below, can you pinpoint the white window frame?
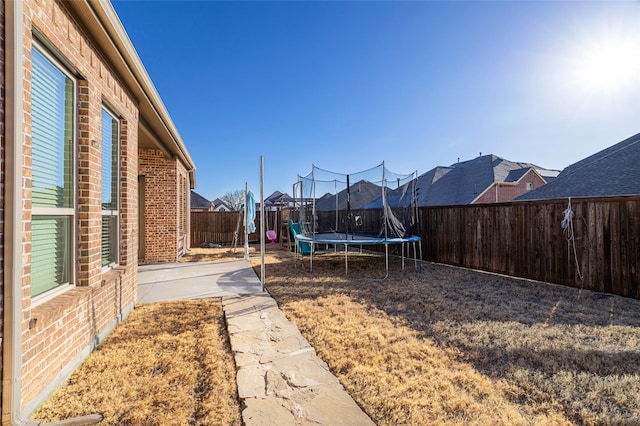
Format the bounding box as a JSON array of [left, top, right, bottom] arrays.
[[30, 40, 77, 303]]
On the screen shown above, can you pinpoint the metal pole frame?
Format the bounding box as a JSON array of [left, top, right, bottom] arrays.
[[260, 157, 265, 292], [346, 173, 351, 239], [382, 162, 388, 240], [310, 165, 316, 272], [244, 183, 249, 261]]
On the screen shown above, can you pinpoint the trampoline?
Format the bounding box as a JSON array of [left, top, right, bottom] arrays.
[[294, 232, 422, 278], [292, 163, 422, 279]]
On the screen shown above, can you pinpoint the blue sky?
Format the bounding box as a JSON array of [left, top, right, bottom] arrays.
[[112, 0, 640, 201]]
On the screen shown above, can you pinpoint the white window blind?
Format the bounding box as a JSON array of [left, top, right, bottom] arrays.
[[101, 108, 119, 266], [31, 46, 76, 297]]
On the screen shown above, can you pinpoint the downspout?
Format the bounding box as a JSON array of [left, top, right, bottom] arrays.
[[2, 1, 38, 424], [186, 184, 191, 251]]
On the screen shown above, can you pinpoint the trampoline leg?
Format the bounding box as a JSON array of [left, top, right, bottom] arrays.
[[413, 242, 417, 270], [310, 243, 314, 273], [401, 243, 405, 270], [384, 244, 389, 280], [345, 244, 348, 276]]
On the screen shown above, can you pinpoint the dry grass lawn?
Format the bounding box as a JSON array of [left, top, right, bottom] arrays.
[[179, 246, 258, 263], [33, 299, 242, 426], [255, 245, 640, 425]]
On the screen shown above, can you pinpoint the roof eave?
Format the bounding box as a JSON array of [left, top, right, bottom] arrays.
[[67, 1, 196, 174]]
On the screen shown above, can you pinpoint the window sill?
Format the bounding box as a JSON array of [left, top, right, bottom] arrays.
[[30, 286, 91, 331], [30, 283, 75, 309], [30, 267, 128, 331]]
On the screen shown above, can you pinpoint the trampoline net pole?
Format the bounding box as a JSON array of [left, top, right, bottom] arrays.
[[335, 179, 338, 235], [382, 161, 388, 241], [312, 166, 316, 235], [346, 174, 351, 239]]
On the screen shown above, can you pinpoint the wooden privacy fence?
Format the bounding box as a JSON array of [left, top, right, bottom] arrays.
[[190, 210, 282, 246], [420, 196, 640, 299]]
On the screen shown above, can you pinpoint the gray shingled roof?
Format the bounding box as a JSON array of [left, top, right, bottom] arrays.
[[265, 191, 283, 204], [366, 155, 558, 208], [314, 180, 381, 211], [417, 155, 556, 206], [505, 168, 529, 182], [191, 190, 213, 210], [516, 132, 640, 201], [265, 191, 294, 205], [212, 198, 231, 210]]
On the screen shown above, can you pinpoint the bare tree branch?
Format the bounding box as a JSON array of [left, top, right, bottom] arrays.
[[221, 189, 244, 211]]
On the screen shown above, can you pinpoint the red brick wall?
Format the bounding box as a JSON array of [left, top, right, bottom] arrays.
[[14, 0, 139, 411], [138, 148, 189, 263], [474, 170, 547, 204]]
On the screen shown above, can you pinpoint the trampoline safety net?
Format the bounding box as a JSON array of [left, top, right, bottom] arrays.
[[293, 162, 419, 240]]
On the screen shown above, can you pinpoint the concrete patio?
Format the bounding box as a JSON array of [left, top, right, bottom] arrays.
[[138, 259, 263, 303], [137, 259, 373, 425]]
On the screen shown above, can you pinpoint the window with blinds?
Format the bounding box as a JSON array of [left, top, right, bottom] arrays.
[[31, 45, 76, 297], [102, 108, 119, 267]]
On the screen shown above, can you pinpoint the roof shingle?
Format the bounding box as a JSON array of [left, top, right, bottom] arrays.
[[517, 132, 640, 201]]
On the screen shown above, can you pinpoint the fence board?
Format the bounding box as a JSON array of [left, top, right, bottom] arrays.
[[190, 210, 283, 247], [419, 196, 639, 299]]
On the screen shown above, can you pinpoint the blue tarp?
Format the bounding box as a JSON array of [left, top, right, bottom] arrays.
[[246, 191, 256, 233]]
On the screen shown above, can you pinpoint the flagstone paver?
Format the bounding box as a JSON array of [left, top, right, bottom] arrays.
[[222, 293, 375, 426]]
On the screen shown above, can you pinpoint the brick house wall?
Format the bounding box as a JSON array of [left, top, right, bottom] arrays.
[[3, 0, 139, 412], [474, 169, 547, 204], [138, 148, 189, 263]]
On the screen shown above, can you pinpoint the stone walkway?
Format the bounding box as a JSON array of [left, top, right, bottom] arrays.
[[222, 293, 375, 425]]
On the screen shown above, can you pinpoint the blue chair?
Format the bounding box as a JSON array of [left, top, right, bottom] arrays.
[[289, 220, 313, 255]]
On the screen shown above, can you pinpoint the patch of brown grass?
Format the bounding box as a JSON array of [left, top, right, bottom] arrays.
[[33, 299, 242, 426], [180, 246, 256, 263], [257, 246, 640, 425]]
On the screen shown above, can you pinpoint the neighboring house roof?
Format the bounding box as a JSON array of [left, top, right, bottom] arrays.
[[212, 198, 232, 211], [367, 155, 558, 208], [191, 191, 213, 210], [418, 155, 558, 206], [505, 168, 530, 182], [315, 180, 381, 211], [516, 132, 640, 201], [265, 191, 294, 206], [66, 1, 196, 186], [265, 191, 283, 204], [535, 168, 560, 183]]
